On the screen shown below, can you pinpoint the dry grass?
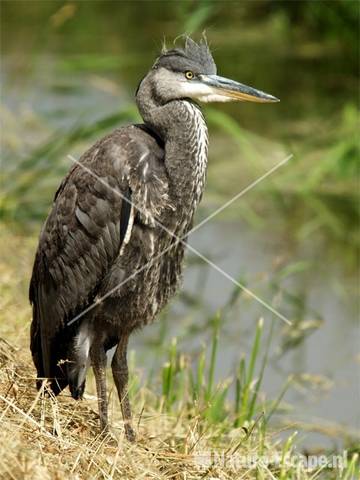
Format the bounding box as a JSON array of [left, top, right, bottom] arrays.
[[0, 338, 278, 480], [1, 339, 359, 480], [0, 226, 266, 479], [0, 226, 358, 479]]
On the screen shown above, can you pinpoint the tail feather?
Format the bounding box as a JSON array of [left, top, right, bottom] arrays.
[[30, 263, 92, 399], [30, 312, 69, 395], [30, 262, 75, 396]]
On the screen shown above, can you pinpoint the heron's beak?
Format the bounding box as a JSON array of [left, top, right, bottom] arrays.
[[198, 74, 279, 103]]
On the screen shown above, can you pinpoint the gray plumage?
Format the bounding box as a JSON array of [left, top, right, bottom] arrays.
[[30, 36, 279, 441]]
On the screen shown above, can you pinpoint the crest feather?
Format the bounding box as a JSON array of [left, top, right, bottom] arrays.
[[155, 35, 216, 74]]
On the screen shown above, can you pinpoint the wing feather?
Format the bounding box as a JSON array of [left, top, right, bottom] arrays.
[[29, 125, 170, 392]]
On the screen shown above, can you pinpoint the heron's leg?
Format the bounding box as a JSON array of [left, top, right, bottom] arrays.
[[91, 344, 108, 433], [111, 335, 135, 442]]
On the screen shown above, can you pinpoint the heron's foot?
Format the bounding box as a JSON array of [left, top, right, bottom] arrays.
[[104, 427, 119, 445], [98, 422, 119, 445], [99, 419, 109, 435], [124, 423, 136, 443]]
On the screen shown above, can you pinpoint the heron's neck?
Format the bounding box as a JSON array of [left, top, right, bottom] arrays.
[[140, 100, 209, 211]]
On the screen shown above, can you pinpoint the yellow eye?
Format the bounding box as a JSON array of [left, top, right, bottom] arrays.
[[185, 71, 194, 80]]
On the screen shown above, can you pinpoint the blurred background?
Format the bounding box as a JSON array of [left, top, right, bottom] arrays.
[[1, 1, 359, 450]]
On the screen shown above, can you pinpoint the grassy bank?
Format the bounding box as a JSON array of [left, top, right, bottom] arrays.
[[1, 338, 358, 480], [0, 228, 358, 479]]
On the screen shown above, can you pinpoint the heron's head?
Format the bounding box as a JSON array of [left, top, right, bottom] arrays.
[[137, 37, 279, 106]]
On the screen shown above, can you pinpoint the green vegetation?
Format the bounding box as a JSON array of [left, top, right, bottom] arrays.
[[1, 1, 359, 478], [1, 228, 359, 478], [0, 296, 358, 478]]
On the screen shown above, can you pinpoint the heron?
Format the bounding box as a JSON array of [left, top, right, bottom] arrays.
[[29, 37, 279, 442]]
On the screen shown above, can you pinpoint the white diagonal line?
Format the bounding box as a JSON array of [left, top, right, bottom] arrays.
[[67, 154, 291, 326], [184, 243, 291, 325], [67, 155, 190, 248], [188, 154, 293, 237], [68, 226, 291, 326], [67, 239, 180, 326]]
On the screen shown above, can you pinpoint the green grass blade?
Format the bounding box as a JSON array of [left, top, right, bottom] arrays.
[[205, 312, 220, 402]]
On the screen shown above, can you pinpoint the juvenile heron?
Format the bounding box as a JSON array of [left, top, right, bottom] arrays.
[[30, 37, 278, 441]]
